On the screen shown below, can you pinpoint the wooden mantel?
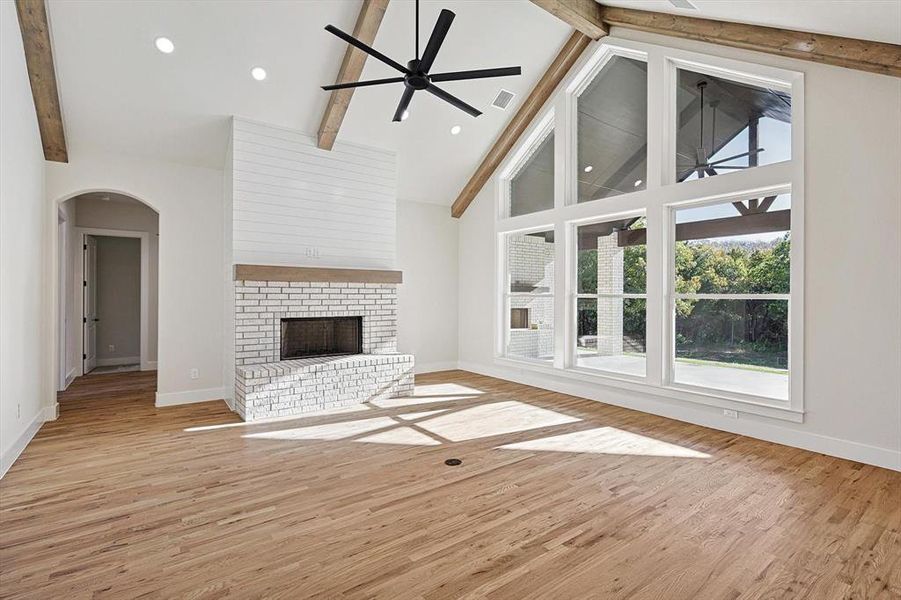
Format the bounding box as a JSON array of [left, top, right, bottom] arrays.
[[234, 264, 403, 284]]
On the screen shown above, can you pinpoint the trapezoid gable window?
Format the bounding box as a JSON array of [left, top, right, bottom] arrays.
[[577, 54, 648, 202], [675, 69, 791, 183]]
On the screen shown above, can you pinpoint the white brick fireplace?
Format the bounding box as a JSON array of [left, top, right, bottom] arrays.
[[232, 267, 414, 421]]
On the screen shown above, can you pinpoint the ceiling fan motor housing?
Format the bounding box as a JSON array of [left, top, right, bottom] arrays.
[[405, 60, 430, 90]]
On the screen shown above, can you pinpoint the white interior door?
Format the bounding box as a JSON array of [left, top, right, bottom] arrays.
[[83, 235, 98, 373]]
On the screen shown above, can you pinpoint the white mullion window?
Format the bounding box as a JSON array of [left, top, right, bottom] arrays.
[[494, 35, 803, 419], [572, 215, 648, 378], [667, 193, 792, 403], [501, 229, 556, 364]]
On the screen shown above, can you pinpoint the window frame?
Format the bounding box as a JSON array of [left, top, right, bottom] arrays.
[[498, 226, 557, 366], [494, 36, 805, 421], [566, 44, 650, 207], [568, 210, 649, 381], [663, 189, 794, 404]]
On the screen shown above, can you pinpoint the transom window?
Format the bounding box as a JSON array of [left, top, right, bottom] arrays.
[[496, 38, 803, 419]]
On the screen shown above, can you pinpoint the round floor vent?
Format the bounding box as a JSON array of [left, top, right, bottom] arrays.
[[444, 458, 462, 466]]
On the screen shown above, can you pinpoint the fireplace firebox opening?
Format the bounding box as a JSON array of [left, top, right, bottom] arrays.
[[280, 316, 363, 360]]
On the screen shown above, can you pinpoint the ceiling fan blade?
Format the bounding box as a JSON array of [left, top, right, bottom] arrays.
[[392, 87, 415, 122], [324, 25, 409, 74], [705, 167, 718, 177], [708, 148, 765, 167], [419, 9, 455, 73], [322, 76, 405, 91], [425, 83, 481, 117], [707, 165, 747, 170], [430, 66, 521, 83]]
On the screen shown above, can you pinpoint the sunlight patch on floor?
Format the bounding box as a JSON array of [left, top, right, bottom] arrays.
[[395, 409, 449, 421], [497, 427, 710, 458], [371, 383, 485, 408], [243, 416, 397, 441], [356, 427, 441, 446], [184, 404, 371, 432], [415, 401, 580, 442]]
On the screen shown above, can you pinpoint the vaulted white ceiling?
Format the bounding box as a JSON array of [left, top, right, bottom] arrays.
[[47, 0, 569, 205], [46, 0, 899, 206]]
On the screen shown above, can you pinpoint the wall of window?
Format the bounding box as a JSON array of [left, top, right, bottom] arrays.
[[495, 39, 804, 419]]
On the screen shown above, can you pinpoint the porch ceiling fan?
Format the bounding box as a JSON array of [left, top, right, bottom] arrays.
[[680, 80, 765, 180], [321, 0, 521, 122]]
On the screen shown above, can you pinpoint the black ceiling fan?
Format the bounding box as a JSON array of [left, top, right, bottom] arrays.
[[680, 80, 765, 180], [321, 0, 521, 122]]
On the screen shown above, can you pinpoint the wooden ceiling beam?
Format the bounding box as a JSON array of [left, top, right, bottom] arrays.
[[15, 0, 67, 162], [601, 6, 901, 77], [317, 0, 390, 151], [529, 0, 608, 40], [531, 1, 901, 77], [451, 30, 591, 218]]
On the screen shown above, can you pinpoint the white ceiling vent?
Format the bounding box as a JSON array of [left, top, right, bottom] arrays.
[[668, 0, 698, 9], [491, 89, 516, 111]]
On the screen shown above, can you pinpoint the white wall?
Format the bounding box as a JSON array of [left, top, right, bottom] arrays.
[[94, 236, 141, 363], [0, 1, 48, 476], [396, 200, 459, 373], [46, 153, 225, 406], [231, 118, 397, 269], [74, 196, 159, 364], [458, 32, 901, 471]]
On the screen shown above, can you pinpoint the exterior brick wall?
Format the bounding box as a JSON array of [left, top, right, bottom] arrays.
[[597, 233, 624, 356], [506, 234, 555, 360]]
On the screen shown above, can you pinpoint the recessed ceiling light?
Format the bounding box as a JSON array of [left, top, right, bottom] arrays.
[[154, 37, 174, 54], [401, 110, 410, 121], [634, 179, 643, 187], [251, 66, 267, 81], [450, 125, 461, 135], [583, 165, 593, 173]]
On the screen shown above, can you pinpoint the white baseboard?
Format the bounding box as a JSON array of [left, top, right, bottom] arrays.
[[457, 360, 901, 472], [415, 361, 459, 374], [0, 410, 45, 479], [65, 368, 76, 388], [155, 387, 227, 407], [96, 356, 140, 367], [44, 402, 59, 421], [142, 360, 158, 371]]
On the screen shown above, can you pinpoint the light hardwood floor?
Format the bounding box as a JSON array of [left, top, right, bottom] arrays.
[[1, 370, 899, 599]]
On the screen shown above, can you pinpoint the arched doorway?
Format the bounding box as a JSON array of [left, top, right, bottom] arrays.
[[53, 190, 159, 393]]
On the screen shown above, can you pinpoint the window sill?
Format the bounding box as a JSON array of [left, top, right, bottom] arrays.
[[493, 356, 804, 423]]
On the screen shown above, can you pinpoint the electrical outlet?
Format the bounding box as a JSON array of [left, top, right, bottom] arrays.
[[17, 403, 20, 419], [190, 368, 199, 380], [108, 344, 115, 352], [723, 409, 738, 419]]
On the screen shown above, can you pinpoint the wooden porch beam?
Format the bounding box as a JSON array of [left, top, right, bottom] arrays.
[[317, 0, 390, 151], [451, 30, 591, 218], [614, 209, 791, 248], [15, 0, 67, 162]]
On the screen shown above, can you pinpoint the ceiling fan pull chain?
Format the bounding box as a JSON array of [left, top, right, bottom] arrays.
[[415, 0, 420, 60]]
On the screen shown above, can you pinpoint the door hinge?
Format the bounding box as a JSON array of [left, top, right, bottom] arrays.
[[83, 317, 87, 324], [83, 244, 87, 250], [82, 353, 87, 360], [83, 280, 87, 287]]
